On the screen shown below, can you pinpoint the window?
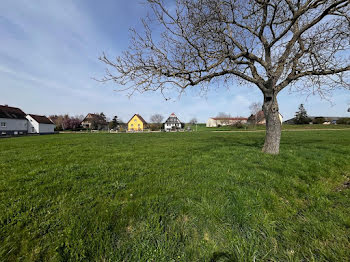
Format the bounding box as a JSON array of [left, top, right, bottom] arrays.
[[134, 119, 137, 122], [1, 122, 6, 127], [131, 124, 134, 127], [31, 127, 34, 132], [138, 124, 140, 127]]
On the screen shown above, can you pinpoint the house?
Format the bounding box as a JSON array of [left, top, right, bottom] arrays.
[[127, 114, 148, 131], [206, 117, 248, 127], [0, 105, 28, 136], [26, 114, 55, 134], [248, 111, 283, 125], [163, 113, 184, 131], [81, 113, 108, 130], [247, 111, 266, 125]]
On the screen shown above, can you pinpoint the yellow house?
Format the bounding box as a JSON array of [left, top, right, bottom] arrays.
[[127, 114, 148, 131]]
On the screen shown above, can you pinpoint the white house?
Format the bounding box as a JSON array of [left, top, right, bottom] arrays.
[[163, 113, 184, 131], [0, 105, 28, 136], [26, 114, 55, 134], [206, 117, 248, 127]]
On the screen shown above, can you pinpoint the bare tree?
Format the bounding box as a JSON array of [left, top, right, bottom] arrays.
[[216, 112, 231, 118], [189, 118, 198, 125], [249, 102, 263, 126], [150, 113, 164, 123], [216, 112, 232, 125], [99, 0, 350, 154]]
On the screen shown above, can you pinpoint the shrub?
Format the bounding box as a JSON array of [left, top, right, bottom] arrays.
[[312, 117, 325, 124], [336, 118, 350, 125]]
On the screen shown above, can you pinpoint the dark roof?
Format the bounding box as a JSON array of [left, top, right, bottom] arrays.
[[28, 114, 54, 124], [0, 105, 27, 119], [82, 113, 107, 123], [127, 114, 148, 124], [164, 113, 182, 124]]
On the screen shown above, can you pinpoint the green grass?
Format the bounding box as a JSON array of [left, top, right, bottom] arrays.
[[190, 123, 350, 132], [1, 131, 350, 261]]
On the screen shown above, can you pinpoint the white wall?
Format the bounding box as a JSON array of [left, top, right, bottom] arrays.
[[39, 123, 55, 133], [26, 115, 55, 133], [206, 118, 216, 127], [26, 116, 39, 133], [0, 118, 28, 132]]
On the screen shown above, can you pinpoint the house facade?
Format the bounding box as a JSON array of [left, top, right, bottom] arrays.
[[27, 114, 55, 134], [127, 114, 148, 131], [163, 113, 184, 131], [0, 105, 28, 136], [206, 117, 248, 127], [81, 113, 108, 130], [247, 111, 266, 125]]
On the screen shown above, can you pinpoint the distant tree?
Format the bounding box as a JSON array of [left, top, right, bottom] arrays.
[[109, 115, 120, 130], [248, 102, 264, 126], [150, 114, 164, 124], [49, 115, 63, 131], [216, 112, 232, 125], [216, 112, 231, 118], [294, 104, 311, 124], [89, 112, 108, 130], [100, 112, 106, 121], [336, 117, 350, 125], [312, 117, 325, 124], [189, 118, 198, 125]]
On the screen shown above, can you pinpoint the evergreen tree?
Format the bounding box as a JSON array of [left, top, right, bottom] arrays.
[[294, 104, 311, 124], [109, 116, 119, 130]]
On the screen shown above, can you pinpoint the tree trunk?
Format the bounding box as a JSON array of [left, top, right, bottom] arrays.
[[262, 94, 281, 154]]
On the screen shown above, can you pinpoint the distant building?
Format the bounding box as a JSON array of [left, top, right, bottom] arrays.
[[206, 117, 248, 127], [0, 105, 28, 136], [127, 114, 148, 131], [81, 113, 108, 130], [26, 114, 55, 134], [247, 111, 266, 125], [248, 111, 283, 125], [284, 116, 341, 124], [163, 113, 184, 131]]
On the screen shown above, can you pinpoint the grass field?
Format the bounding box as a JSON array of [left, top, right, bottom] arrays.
[[190, 123, 350, 132], [1, 131, 350, 261]]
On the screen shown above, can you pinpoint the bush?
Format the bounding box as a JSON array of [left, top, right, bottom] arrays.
[[234, 121, 246, 129], [149, 123, 162, 131], [312, 117, 325, 124], [336, 118, 350, 125]]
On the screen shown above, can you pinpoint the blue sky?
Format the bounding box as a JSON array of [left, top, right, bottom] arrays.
[[1, 0, 349, 123]]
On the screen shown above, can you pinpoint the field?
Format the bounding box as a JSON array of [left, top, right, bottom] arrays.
[[190, 123, 350, 132], [1, 130, 350, 261]]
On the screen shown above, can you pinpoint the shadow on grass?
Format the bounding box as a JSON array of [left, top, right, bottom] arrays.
[[203, 136, 264, 150], [210, 252, 237, 262]]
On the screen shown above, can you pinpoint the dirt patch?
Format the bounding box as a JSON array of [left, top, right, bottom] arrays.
[[336, 180, 350, 192]]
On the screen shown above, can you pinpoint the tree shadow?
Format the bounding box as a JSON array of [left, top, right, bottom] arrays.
[[210, 252, 238, 262]]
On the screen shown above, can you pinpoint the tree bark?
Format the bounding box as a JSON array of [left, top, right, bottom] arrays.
[[262, 93, 281, 154]]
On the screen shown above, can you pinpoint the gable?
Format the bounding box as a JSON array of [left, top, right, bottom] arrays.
[[127, 114, 147, 125]]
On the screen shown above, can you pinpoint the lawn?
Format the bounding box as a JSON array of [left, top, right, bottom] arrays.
[[1, 131, 350, 261], [189, 123, 350, 132]]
